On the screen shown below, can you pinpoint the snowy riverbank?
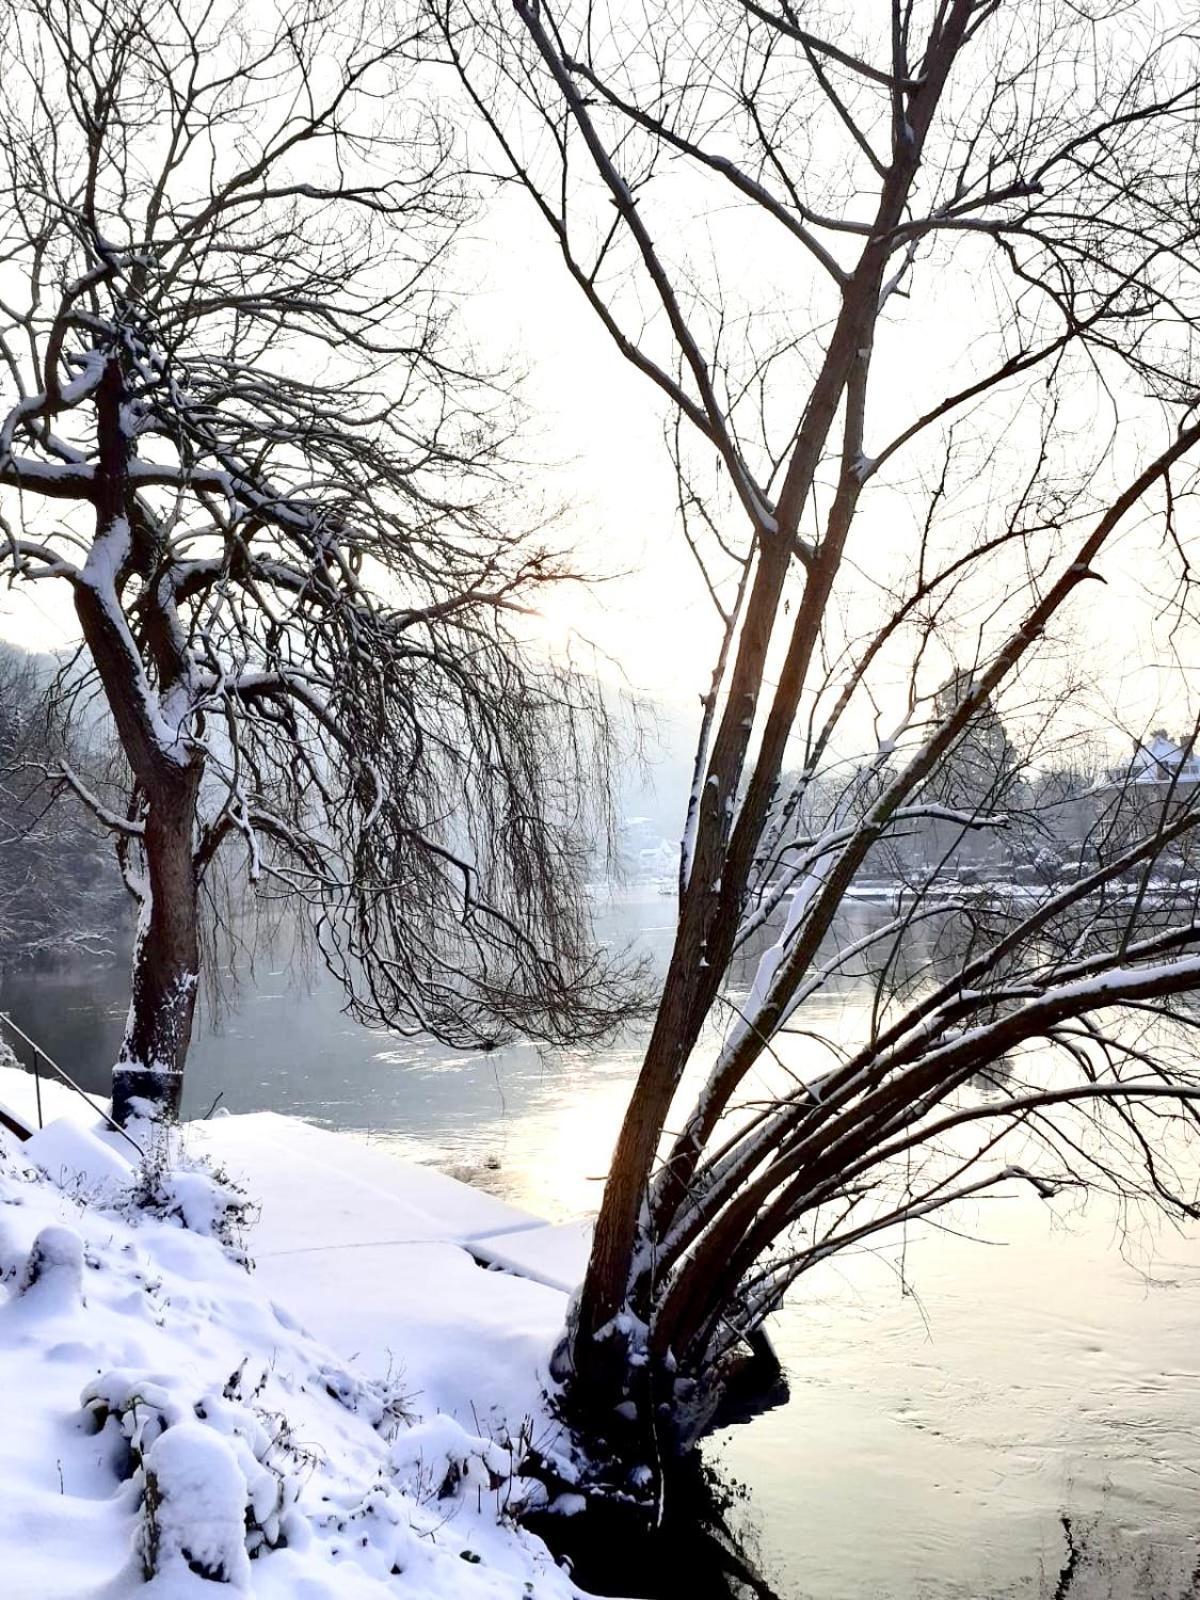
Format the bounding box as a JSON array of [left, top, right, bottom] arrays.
[[0, 1073, 597, 1599]]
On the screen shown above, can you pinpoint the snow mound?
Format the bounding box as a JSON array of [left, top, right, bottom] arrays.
[[24, 1117, 134, 1201], [20, 1223, 86, 1306], [0, 1057, 109, 1128], [141, 1421, 255, 1588], [0, 1120, 581, 1600]]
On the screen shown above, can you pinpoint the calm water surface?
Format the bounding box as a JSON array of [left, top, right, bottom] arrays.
[[3, 891, 1199, 1599]]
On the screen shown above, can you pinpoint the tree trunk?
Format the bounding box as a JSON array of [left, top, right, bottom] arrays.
[[111, 772, 202, 1126], [76, 355, 205, 1128]]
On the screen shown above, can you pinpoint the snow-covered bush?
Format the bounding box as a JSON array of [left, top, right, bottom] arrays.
[[1033, 844, 1064, 885], [125, 1134, 256, 1264], [389, 1413, 513, 1503], [81, 1370, 185, 1482], [17, 1114, 255, 1257], [319, 1360, 414, 1441], [84, 1370, 305, 1581]]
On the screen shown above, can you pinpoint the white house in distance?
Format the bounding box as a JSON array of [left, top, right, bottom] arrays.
[[618, 816, 678, 883], [1119, 729, 1200, 788]]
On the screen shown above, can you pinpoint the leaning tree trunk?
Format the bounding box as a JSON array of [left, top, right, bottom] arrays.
[[111, 770, 202, 1126], [76, 354, 205, 1128]]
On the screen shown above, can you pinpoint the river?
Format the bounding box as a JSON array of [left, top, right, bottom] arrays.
[[3, 890, 1199, 1599]]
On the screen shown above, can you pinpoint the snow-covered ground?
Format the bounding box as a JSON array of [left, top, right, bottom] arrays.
[[0, 1080, 595, 1599]]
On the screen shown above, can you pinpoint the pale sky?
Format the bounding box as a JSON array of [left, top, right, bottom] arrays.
[[453, 186, 1198, 757]]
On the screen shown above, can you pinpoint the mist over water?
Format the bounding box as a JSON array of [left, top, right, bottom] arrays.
[[4, 889, 1200, 1599]]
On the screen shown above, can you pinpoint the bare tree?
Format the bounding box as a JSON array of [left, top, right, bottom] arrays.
[[0, 0, 636, 1123], [436, 0, 1200, 1474]]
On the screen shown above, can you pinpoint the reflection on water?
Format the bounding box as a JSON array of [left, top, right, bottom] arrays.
[[3, 890, 1200, 1598]]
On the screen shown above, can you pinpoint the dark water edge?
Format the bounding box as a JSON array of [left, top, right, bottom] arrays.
[[528, 1458, 785, 1600], [0, 959, 126, 1094]]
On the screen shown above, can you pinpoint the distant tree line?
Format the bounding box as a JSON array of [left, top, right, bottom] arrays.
[[0, 644, 129, 968]]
